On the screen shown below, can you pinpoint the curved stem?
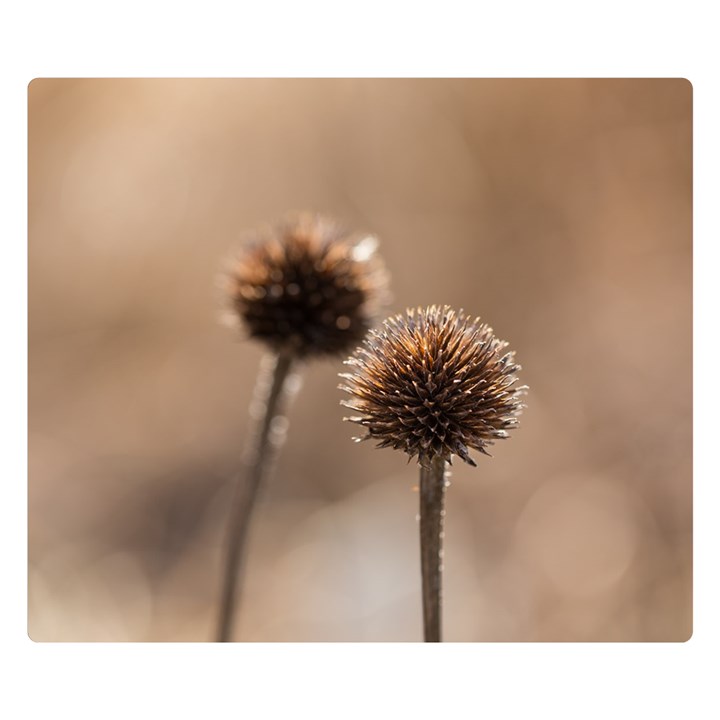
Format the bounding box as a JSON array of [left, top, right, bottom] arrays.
[[419, 455, 447, 642], [216, 350, 295, 642]]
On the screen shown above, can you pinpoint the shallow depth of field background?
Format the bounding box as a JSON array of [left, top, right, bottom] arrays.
[[28, 79, 692, 641]]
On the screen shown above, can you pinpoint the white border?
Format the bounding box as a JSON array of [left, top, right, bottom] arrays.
[[3, 1, 717, 718]]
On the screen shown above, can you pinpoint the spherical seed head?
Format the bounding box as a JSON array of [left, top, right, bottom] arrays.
[[340, 305, 527, 467], [228, 214, 389, 358]]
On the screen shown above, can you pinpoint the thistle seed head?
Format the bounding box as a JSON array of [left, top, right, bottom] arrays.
[[228, 213, 389, 358], [340, 305, 527, 467]]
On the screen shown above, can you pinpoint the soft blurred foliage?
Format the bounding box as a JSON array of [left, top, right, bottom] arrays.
[[28, 79, 691, 641]]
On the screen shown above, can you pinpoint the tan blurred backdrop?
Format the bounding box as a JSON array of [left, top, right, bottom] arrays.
[[28, 79, 692, 641]]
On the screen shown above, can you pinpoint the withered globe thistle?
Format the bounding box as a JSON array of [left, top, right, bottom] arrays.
[[340, 304, 526, 642], [340, 305, 526, 467], [217, 212, 388, 642], [228, 213, 389, 358]]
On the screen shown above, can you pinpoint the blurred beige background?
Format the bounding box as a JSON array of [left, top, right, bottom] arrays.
[[28, 79, 692, 641]]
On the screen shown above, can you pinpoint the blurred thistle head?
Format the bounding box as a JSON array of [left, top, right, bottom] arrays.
[[340, 305, 527, 467], [228, 213, 389, 358]]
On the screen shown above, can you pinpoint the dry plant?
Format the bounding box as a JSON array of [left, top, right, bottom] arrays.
[[217, 212, 388, 641], [340, 305, 526, 641]]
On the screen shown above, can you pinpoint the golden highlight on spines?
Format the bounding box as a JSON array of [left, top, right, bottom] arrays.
[[340, 305, 527, 466]]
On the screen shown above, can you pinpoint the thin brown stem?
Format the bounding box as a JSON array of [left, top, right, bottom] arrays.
[[216, 350, 295, 642], [419, 455, 447, 642]]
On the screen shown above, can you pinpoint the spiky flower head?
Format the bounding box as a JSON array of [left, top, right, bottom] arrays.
[[228, 213, 389, 358], [340, 305, 527, 467]]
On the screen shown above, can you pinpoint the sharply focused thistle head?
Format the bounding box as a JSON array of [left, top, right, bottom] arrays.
[[228, 213, 389, 358], [339, 305, 527, 467]]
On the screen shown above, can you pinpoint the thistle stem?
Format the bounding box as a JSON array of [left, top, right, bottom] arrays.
[[216, 349, 295, 642], [419, 455, 447, 642]]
